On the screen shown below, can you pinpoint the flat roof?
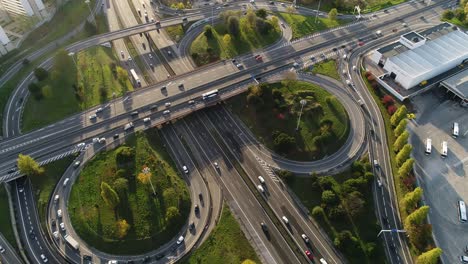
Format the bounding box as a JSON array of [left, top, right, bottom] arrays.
[[377, 42, 409, 58], [402, 32, 425, 43], [387, 30, 468, 79], [419, 22, 456, 40], [441, 68, 468, 99]]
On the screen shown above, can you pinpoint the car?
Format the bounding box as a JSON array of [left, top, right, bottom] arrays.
[[150, 105, 158, 111], [260, 222, 268, 232], [236, 63, 243, 69], [231, 59, 237, 64], [282, 216, 289, 224], [7, 168, 15, 173], [73, 161, 81, 168], [60, 222, 66, 231], [301, 234, 310, 244], [29, 230, 36, 239], [149, 54, 153, 59], [0, 245, 5, 253], [131, 111, 139, 116], [99, 137, 106, 143], [254, 55, 262, 61], [461, 256, 468, 263], [89, 114, 97, 120], [402, 22, 408, 27], [40, 254, 48, 263], [163, 110, 171, 115], [57, 209, 62, 218], [96, 107, 103, 113], [352, 65, 357, 71], [120, 51, 124, 58], [124, 122, 134, 131], [269, 1, 275, 4], [332, 47, 338, 52], [373, 159, 379, 168], [194, 204, 199, 212], [392, 28, 398, 32], [83, 255, 92, 261], [281, 2, 286, 6], [19, 187, 24, 193], [188, 100, 195, 105], [199, 193, 203, 201], [292, 62, 299, 68], [165, 102, 171, 107], [168, 50, 172, 56], [161, 85, 167, 91], [143, 117, 151, 123], [358, 41, 365, 46], [92, 137, 99, 143], [319, 257, 328, 264], [249, 0, 255, 2], [54, 195, 59, 203], [182, 165, 189, 174], [52, 231, 59, 239], [258, 176, 265, 184], [143, 256, 150, 263], [257, 185, 265, 193], [128, 57, 132, 62], [63, 178, 70, 187], [108, 261, 118, 264], [189, 222, 195, 230], [113, 134, 119, 139], [178, 84, 184, 89], [377, 179, 382, 187], [177, 235, 184, 245], [77, 142, 85, 148], [214, 162, 219, 169], [305, 250, 313, 260], [155, 254, 164, 260]]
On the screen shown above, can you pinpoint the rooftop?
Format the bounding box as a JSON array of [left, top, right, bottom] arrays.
[[377, 42, 409, 58], [441, 68, 468, 99], [401, 31, 425, 44]]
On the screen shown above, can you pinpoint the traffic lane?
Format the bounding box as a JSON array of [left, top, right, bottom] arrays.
[[0, 233, 22, 264], [14, 180, 61, 264], [202, 110, 340, 264], [176, 117, 302, 264]]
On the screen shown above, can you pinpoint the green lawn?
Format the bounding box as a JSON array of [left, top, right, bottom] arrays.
[[228, 81, 350, 161], [190, 15, 281, 66], [0, 184, 18, 251], [165, 23, 193, 43], [183, 205, 260, 264], [287, 159, 386, 263], [278, 13, 348, 39], [68, 130, 190, 254], [294, 0, 407, 13], [310, 59, 340, 80], [30, 157, 75, 231], [22, 45, 131, 132]]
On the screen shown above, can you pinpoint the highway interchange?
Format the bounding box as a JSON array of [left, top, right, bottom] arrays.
[[0, 0, 459, 263]]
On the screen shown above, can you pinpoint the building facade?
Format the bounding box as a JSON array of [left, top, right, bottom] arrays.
[[0, 25, 14, 56], [0, 0, 45, 17]]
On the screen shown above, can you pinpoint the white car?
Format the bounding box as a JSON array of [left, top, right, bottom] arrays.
[[177, 235, 184, 245], [54, 195, 59, 203], [95, 107, 103, 113], [257, 185, 265, 193], [92, 138, 99, 143], [143, 117, 151, 123], [301, 234, 310, 243], [182, 165, 189, 174], [149, 54, 153, 59], [214, 162, 219, 169], [40, 254, 48, 263], [258, 176, 265, 184], [377, 179, 382, 188], [293, 62, 299, 68], [52, 231, 59, 239], [108, 261, 118, 264], [163, 110, 171, 115], [57, 209, 62, 218], [76, 143, 85, 148], [59, 222, 65, 231], [319, 258, 328, 264], [0, 245, 5, 253], [73, 161, 80, 167], [461, 256, 468, 263], [236, 63, 242, 69], [282, 216, 289, 224], [98, 137, 106, 143], [89, 114, 97, 120], [165, 102, 171, 107]]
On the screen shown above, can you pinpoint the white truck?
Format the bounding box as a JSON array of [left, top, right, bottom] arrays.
[[64, 234, 79, 251]]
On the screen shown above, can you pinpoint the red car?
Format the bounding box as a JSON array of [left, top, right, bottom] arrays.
[[358, 41, 365, 46], [254, 55, 263, 61], [305, 250, 314, 260]]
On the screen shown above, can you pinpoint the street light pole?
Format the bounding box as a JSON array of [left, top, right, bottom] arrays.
[[296, 99, 307, 131], [85, 0, 96, 25], [315, 0, 322, 24]]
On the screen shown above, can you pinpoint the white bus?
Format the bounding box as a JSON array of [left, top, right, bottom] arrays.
[[425, 138, 432, 155], [459, 201, 467, 222], [202, 89, 219, 100], [453, 122, 459, 138], [130, 69, 141, 87], [441, 141, 448, 158]]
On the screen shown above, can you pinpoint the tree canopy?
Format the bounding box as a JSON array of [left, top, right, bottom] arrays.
[[17, 154, 44, 176], [101, 181, 120, 209]]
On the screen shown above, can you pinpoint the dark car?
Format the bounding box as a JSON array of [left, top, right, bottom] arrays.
[[155, 254, 164, 260], [131, 111, 139, 117], [199, 193, 203, 201], [8, 168, 15, 173], [142, 256, 150, 263], [83, 255, 92, 261], [260, 222, 268, 233], [113, 134, 119, 139], [194, 204, 199, 213]]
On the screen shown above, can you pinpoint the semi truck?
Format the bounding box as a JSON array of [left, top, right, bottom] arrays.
[[64, 234, 79, 251]]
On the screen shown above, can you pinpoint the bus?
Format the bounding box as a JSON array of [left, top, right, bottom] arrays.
[[130, 69, 141, 87], [425, 138, 432, 155], [202, 89, 219, 100], [441, 141, 448, 158], [459, 201, 467, 222], [453, 122, 459, 138]]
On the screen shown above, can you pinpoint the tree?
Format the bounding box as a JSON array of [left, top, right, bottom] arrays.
[[465, 2, 468, 14], [138, 166, 156, 195], [286, 5, 295, 13], [113, 178, 128, 195], [394, 119, 408, 137], [454, 8, 466, 22], [442, 10, 455, 20], [328, 8, 338, 20], [227, 16, 240, 37], [405, 205, 430, 226], [311, 206, 325, 219], [100, 181, 120, 209], [277, 170, 294, 183], [242, 260, 257, 264], [115, 146, 135, 165], [28, 82, 43, 100], [390, 105, 408, 127], [401, 187, 423, 212], [381, 95, 395, 106], [17, 154, 44, 176], [116, 66, 129, 85], [34, 67, 48, 81], [115, 219, 130, 239], [204, 25, 213, 39], [222, 34, 232, 46], [416, 247, 443, 264], [270, 15, 279, 30], [396, 144, 413, 166], [344, 191, 365, 217], [321, 190, 337, 205], [273, 132, 295, 153], [256, 8, 267, 19], [246, 8, 257, 27], [398, 158, 414, 178], [84, 20, 97, 36], [393, 131, 409, 151], [166, 206, 180, 222]]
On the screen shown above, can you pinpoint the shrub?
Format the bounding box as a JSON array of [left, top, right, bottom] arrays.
[[321, 190, 338, 205], [327, 204, 346, 219], [381, 95, 395, 106], [311, 206, 325, 219], [34, 67, 49, 81], [387, 105, 397, 115]]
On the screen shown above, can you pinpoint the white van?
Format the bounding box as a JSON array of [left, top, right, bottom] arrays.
[[54, 195, 59, 203], [63, 178, 70, 187], [257, 185, 265, 193], [258, 176, 265, 184]]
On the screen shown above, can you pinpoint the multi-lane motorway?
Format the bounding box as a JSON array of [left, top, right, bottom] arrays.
[[0, 0, 456, 263]]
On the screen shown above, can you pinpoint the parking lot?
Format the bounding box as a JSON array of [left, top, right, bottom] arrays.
[[409, 91, 468, 263]]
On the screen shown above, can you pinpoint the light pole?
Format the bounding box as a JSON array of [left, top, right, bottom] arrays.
[[296, 99, 307, 131], [314, 0, 322, 23], [85, 0, 96, 25], [377, 229, 407, 237]]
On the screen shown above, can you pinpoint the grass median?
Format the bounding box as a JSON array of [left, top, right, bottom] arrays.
[[278, 13, 348, 40], [227, 80, 350, 161], [309, 59, 341, 80], [68, 130, 190, 254], [183, 204, 260, 264]]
